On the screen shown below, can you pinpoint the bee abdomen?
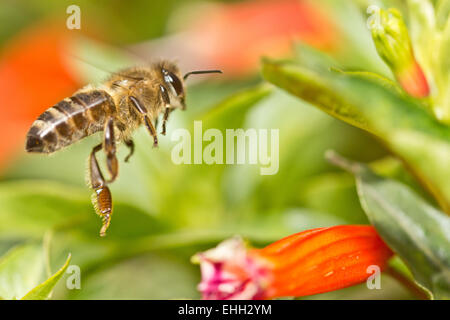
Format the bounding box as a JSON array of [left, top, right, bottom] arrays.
[[26, 90, 116, 154]]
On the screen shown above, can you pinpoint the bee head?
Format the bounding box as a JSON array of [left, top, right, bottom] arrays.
[[159, 62, 222, 109], [160, 64, 185, 109]]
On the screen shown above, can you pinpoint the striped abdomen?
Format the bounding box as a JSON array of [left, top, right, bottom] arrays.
[[26, 90, 116, 154]]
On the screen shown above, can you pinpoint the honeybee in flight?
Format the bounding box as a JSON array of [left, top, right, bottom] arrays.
[[25, 61, 221, 236]]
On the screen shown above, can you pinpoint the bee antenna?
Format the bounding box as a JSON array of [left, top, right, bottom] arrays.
[[183, 70, 223, 80]]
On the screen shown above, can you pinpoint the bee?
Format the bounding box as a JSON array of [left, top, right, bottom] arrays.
[[25, 61, 221, 236]]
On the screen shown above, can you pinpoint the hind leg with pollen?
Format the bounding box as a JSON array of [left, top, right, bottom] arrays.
[[89, 117, 120, 236], [88, 143, 113, 237]]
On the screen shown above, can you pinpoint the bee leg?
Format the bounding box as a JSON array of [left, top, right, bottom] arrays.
[[158, 85, 171, 136], [129, 96, 158, 147], [104, 117, 118, 183], [124, 139, 134, 163], [89, 143, 112, 237], [144, 116, 158, 147], [161, 108, 174, 136]]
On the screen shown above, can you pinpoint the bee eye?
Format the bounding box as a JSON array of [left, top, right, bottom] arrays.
[[163, 69, 183, 96]]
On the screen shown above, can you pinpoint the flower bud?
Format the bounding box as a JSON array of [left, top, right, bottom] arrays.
[[370, 8, 429, 97]]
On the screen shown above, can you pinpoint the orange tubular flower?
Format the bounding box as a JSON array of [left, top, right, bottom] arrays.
[[193, 225, 393, 300], [0, 23, 81, 171], [182, 0, 338, 76]]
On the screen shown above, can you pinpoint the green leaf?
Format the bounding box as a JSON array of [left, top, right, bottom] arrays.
[[262, 59, 450, 213], [327, 151, 450, 299], [66, 252, 199, 300], [0, 243, 45, 299], [330, 67, 403, 96], [0, 181, 90, 238], [202, 83, 273, 129], [22, 254, 71, 300], [262, 59, 371, 133]]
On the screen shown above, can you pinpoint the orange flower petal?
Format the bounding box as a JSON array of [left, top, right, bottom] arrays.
[[257, 225, 393, 298]]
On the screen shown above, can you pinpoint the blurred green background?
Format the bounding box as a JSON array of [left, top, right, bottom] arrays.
[[0, 0, 420, 299]]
